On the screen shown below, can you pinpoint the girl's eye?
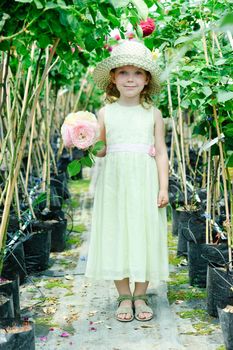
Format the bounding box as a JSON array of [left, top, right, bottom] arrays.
[[119, 71, 126, 74], [135, 71, 143, 75]]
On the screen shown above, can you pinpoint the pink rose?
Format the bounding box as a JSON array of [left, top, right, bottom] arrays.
[[61, 111, 100, 150], [149, 145, 156, 157], [139, 18, 156, 37], [71, 121, 98, 149]]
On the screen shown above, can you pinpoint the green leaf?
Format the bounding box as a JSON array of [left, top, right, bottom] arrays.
[[131, 0, 148, 20], [110, 0, 130, 8], [226, 152, 233, 167], [202, 86, 212, 97], [68, 160, 81, 177], [45, 2, 59, 9], [33, 0, 43, 8], [84, 36, 98, 52], [91, 140, 105, 155], [15, 0, 33, 2], [217, 90, 233, 103], [38, 34, 51, 48], [81, 156, 93, 167], [179, 80, 192, 88], [0, 13, 10, 32], [223, 124, 233, 137], [174, 36, 189, 46]]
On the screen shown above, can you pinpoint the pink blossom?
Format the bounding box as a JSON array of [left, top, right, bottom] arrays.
[[60, 331, 70, 337], [39, 336, 48, 342], [149, 145, 156, 157], [114, 34, 121, 40], [61, 111, 100, 150], [140, 18, 156, 37], [61, 124, 73, 148], [70, 121, 98, 149]]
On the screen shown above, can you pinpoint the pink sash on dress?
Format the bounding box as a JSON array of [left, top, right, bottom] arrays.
[[106, 143, 156, 157]]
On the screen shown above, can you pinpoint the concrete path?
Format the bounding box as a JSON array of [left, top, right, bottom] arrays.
[[19, 163, 224, 350]]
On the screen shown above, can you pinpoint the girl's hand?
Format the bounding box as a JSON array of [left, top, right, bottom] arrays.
[[157, 190, 169, 208]]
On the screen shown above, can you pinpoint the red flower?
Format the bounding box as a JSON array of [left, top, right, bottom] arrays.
[[139, 18, 156, 37], [114, 34, 121, 41]]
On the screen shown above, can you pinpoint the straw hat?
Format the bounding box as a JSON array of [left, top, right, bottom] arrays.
[[93, 40, 161, 94]]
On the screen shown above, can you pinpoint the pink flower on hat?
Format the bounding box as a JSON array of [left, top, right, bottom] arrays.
[[148, 145, 156, 157], [61, 111, 100, 150], [140, 18, 156, 37]]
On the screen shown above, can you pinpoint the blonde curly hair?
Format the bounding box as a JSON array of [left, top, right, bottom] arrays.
[[105, 69, 154, 109]]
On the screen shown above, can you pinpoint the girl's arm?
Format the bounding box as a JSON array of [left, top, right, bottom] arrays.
[[95, 107, 107, 157], [154, 108, 169, 208]]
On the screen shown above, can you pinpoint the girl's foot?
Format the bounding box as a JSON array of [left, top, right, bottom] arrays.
[[115, 295, 134, 322], [133, 295, 153, 321]]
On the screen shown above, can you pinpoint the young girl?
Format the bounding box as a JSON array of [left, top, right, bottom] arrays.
[[85, 40, 169, 322]]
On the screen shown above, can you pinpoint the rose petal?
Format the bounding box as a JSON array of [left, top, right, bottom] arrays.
[[60, 331, 70, 337]]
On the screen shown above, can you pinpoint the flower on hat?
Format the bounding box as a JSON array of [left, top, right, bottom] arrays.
[[151, 49, 160, 61], [139, 18, 156, 37], [61, 111, 100, 150]]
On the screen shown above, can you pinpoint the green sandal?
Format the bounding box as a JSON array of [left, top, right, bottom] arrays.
[[115, 295, 134, 322], [133, 294, 153, 321]]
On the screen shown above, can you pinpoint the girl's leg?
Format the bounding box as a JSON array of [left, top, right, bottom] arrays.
[[114, 278, 132, 320], [133, 281, 152, 319]]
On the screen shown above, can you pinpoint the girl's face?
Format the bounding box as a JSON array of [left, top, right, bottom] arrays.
[[111, 65, 149, 99]]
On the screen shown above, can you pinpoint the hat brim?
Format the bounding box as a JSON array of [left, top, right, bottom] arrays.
[[93, 54, 161, 94]]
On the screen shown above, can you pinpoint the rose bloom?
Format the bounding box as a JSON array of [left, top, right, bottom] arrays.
[[139, 18, 156, 37], [61, 111, 100, 149]]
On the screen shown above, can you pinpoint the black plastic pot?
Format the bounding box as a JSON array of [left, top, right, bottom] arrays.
[[201, 244, 229, 266], [0, 278, 20, 319], [0, 295, 14, 318], [23, 227, 51, 273], [0, 319, 35, 350], [50, 218, 67, 252], [171, 208, 180, 236], [179, 209, 206, 243], [2, 242, 26, 284], [207, 265, 233, 317], [188, 242, 208, 288], [218, 307, 233, 350]]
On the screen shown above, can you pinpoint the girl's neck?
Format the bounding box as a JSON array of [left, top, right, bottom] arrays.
[[117, 97, 141, 107]]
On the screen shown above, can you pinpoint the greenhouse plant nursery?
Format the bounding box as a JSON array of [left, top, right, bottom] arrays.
[[0, 0, 232, 349]]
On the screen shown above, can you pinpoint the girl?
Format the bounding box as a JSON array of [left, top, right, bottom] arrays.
[[85, 40, 169, 322]]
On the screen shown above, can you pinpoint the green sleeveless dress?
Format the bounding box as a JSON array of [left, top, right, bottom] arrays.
[[85, 101, 169, 285]]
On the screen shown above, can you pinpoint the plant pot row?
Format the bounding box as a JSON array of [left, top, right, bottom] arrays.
[[2, 216, 68, 284], [172, 206, 233, 349]]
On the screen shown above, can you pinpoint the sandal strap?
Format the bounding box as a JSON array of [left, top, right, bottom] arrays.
[[117, 294, 133, 304], [133, 294, 149, 303]]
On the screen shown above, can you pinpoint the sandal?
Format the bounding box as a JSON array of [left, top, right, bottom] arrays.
[[133, 294, 153, 321], [115, 295, 134, 322]]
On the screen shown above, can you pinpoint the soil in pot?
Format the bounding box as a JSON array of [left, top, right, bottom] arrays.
[[0, 295, 14, 318], [188, 242, 208, 288], [23, 228, 51, 273], [207, 265, 233, 317], [0, 277, 20, 319], [0, 319, 35, 350], [217, 305, 233, 350], [1, 241, 26, 284]]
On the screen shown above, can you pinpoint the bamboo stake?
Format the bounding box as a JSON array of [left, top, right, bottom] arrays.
[[212, 104, 232, 266], [206, 128, 212, 244], [167, 78, 186, 192], [72, 69, 90, 112], [0, 38, 60, 250], [200, 20, 209, 66], [176, 73, 188, 205]]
